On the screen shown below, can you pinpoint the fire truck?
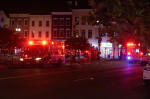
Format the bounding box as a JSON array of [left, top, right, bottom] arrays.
[[126, 42, 143, 63], [19, 40, 65, 67]]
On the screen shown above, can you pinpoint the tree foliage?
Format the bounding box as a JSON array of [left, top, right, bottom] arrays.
[[65, 36, 90, 51], [88, 0, 150, 46], [0, 27, 25, 49]]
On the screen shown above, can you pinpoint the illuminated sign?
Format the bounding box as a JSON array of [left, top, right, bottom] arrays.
[[101, 43, 112, 47], [136, 49, 139, 52]]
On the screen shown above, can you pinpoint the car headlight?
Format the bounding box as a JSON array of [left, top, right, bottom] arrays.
[[20, 58, 24, 61], [35, 57, 42, 61]]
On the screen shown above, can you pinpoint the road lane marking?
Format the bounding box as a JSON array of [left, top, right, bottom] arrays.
[[74, 77, 94, 81], [0, 70, 81, 81]]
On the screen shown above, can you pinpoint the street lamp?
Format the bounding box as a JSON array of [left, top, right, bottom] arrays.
[[97, 20, 103, 60], [15, 28, 21, 32]]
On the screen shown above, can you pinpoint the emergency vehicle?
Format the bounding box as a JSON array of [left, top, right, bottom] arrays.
[[126, 42, 143, 63], [19, 40, 65, 67]]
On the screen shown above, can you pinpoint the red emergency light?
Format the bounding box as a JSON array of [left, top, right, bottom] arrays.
[[42, 41, 47, 45], [52, 42, 54, 45], [127, 52, 131, 55], [138, 43, 140, 46], [62, 46, 65, 49], [127, 43, 134, 46], [141, 52, 143, 56], [29, 41, 33, 45], [85, 50, 88, 53]]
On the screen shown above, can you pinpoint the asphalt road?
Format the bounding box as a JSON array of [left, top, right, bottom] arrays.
[[0, 63, 150, 99]]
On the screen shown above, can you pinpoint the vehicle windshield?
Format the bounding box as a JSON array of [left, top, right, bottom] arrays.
[[21, 45, 48, 57]]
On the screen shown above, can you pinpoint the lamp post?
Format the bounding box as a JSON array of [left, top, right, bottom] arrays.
[[97, 20, 102, 60]]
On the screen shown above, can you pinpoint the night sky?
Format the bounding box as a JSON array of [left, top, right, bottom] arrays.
[[0, 0, 90, 14]]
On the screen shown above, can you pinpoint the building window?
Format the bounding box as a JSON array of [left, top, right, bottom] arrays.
[[75, 1, 78, 6], [59, 19, 64, 26], [11, 19, 15, 26], [81, 30, 85, 38], [46, 21, 49, 27], [59, 29, 64, 38], [24, 19, 28, 26], [18, 19, 21, 25], [53, 19, 58, 26], [73, 30, 79, 36], [67, 1, 72, 6], [53, 29, 57, 38], [66, 29, 71, 38], [81, 19, 86, 25], [1, 18, 4, 22], [46, 31, 49, 38], [39, 21, 42, 27], [75, 16, 79, 25], [24, 30, 28, 37], [102, 33, 107, 37], [88, 17, 92, 25], [66, 18, 70, 26], [31, 31, 34, 38], [32, 21, 35, 27], [88, 30, 92, 38], [38, 31, 42, 38]]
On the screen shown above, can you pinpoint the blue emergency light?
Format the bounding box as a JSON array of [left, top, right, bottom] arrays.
[[127, 56, 131, 60]]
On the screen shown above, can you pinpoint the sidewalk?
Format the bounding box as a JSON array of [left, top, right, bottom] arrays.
[[63, 59, 129, 69]]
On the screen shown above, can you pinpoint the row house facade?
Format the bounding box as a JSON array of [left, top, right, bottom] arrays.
[[72, 9, 98, 47], [9, 14, 30, 38], [29, 15, 52, 41], [51, 12, 72, 41], [0, 10, 9, 27], [72, 9, 117, 58]]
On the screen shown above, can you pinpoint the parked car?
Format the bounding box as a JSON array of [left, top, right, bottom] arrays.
[[76, 56, 89, 63], [143, 63, 150, 85], [140, 55, 150, 66]]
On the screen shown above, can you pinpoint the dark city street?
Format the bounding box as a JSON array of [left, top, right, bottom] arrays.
[[1, 0, 150, 99], [0, 63, 149, 99]]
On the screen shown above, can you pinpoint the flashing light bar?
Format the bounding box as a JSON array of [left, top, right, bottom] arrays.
[[42, 41, 47, 45], [127, 43, 134, 46], [127, 52, 131, 55], [35, 58, 42, 61], [141, 52, 143, 55], [29, 41, 33, 45], [127, 56, 131, 60], [52, 42, 54, 45], [62, 46, 65, 49]]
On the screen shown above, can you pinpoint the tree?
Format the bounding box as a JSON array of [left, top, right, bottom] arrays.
[[65, 36, 90, 57], [0, 27, 25, 51], [88, 0, 150, 57], [88, 0, 149, 38]]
